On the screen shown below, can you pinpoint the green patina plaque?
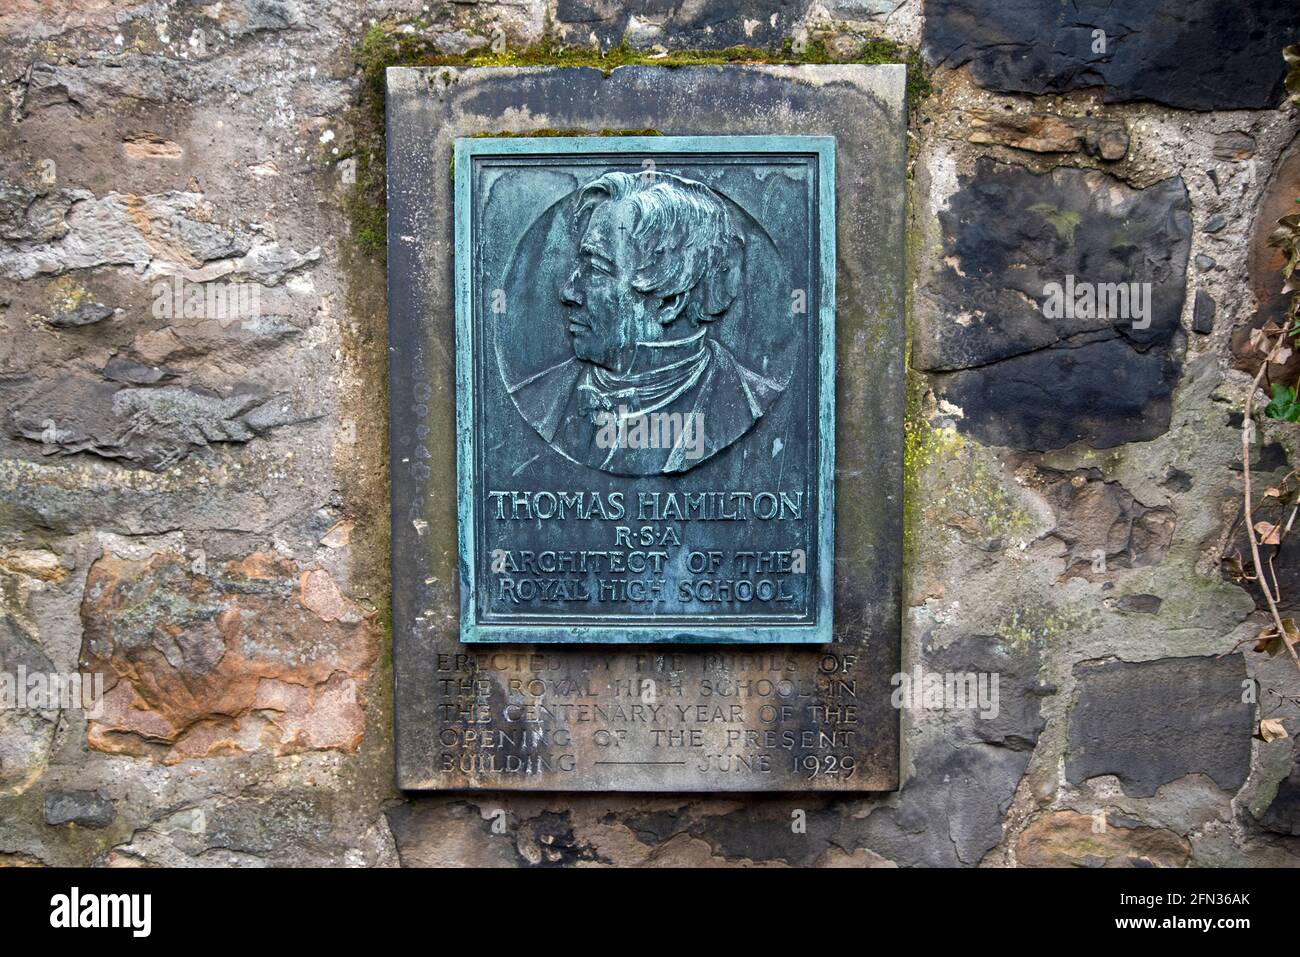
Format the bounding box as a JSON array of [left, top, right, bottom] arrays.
[[454, 137, 836, 644]]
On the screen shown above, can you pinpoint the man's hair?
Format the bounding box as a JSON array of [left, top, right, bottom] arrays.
[[574, 171, 743, 324]]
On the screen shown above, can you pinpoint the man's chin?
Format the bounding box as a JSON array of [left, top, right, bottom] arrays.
[[568, 335, 626, 371], [569, 338, 601, 365]]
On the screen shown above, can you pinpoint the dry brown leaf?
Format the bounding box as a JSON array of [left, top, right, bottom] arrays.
[[1266, 487, 1282, 498], [1255, 521, 1281, 545], [1254, 618, 1300, 656], [1259, 718, 1289, 742]]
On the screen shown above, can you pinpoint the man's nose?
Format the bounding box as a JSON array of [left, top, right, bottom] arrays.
[[560, 268, 583, 306]]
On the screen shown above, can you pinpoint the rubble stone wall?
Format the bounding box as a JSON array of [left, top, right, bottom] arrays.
[[1, 0, 1298, 867]]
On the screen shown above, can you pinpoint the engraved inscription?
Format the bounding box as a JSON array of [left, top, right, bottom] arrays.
[[431, 650, 863, 782], [486, 489, 805, 609]]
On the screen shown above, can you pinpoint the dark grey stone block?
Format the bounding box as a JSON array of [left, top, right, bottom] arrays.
[[929, 632, 1053, 751], [923, 0, 1300, 111], [43, 789, 115, 828], [1066, 655, 1254, 798], [862, 743, 1031, 866], [1192, 289, 1216, 334], [1260, 763, 1300, 836], [1116, 594, 1163, 615], [915, 159, 1190, 452], [47, 301, 112, 328]]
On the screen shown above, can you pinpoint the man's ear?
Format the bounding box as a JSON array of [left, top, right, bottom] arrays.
[[656, 290, 688, 326], [701, 233, 743, 317]]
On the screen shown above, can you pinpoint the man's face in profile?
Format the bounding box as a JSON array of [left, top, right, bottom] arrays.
[[560, 198, 656, 374]]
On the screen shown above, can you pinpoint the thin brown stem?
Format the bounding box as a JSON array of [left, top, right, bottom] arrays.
[[1243, 304, 1300, 672]]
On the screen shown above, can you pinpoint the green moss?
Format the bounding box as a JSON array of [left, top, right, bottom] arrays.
[[358, 32, 929, 108], [902, 347, 1036, 561], [356, 28, 851, 81], [344, 26, 934, 262], [1028, 202, 1083, 243], [46, 276, 91, 317], [903, 359, 958, 558], [997, 604, 1083, 648], [949, 452, 1033, 539]]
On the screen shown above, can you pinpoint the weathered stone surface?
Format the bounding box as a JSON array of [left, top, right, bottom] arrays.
[[0, 0, 145, 39], [0, 184, 317, 285], [387, 802, 574, 868], [1235, 135, 1300, 381], [851, 634, 1051, 866], [122, 133, 184, 160], [0, 0, 1294, 871], [1066, 656, 1254, 798], [1016, 811, 1190, 867], [929, 633, 1053, 751], [1246, 535, 1300, 620], [80, 551, 377, 763], [1259, 762, 1300, 836], [0, 549, 65, 582], [1026, 467, 1175, 580], [1115, 594, 1163, 615], [22, 59, 192, 114], [924, 0, 1300, 110], [0, 182, 73, 244], [0, 191, 247, 280], [102, 793, 398, 868], [1161, 467, 1193, 493], [828, 0, 905, 17], [46, 300, 113, 328], [1213, 132, 1257, 162], [220, 0, 309, 36], [554, 0, 807, 50], [10, 379, 302, 471], [1226, 432, 1289, 475], [967, 111, 1128, 160], [43, 789, 115, 828], [614, 765, 1034, 867], [0, 614, 57, 793], [0, 852, 44, 867], [615, 806, 775, 866], [102, 357, 177, 386], [861, 743, 1030, 866], [915, 160, 1190, 451], [1221, 436, 1300, 617]]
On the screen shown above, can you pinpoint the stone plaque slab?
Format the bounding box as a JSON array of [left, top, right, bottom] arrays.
[[455, 136, 835, 644], [388, 65, 906, 791]]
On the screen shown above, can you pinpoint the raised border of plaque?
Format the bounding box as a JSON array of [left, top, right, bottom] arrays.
[[454, 136, 836, 645]]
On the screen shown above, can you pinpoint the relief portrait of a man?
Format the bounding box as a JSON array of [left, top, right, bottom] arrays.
[[506, 170, 786, 475]]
